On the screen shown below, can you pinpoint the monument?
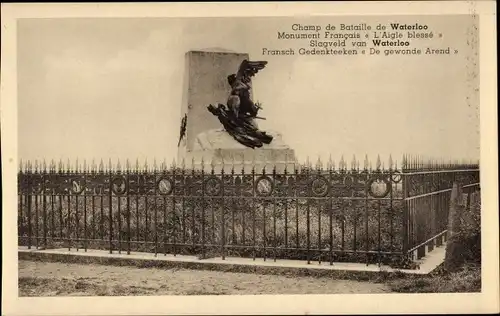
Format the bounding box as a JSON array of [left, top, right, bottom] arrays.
[[177, 49, 296, 172]]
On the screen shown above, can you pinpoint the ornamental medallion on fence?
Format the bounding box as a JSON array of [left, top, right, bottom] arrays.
[[205, 176, 223, 196], [255, 175, 274, 197], [311, 175, 330, 197], [111, 175, 128, 196], [367, 173, 392, 198], [70, 175, 86, 195], [157, 177, 174, 196]]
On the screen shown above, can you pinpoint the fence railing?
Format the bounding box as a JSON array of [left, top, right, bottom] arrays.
[[17, 155, 480, 269]]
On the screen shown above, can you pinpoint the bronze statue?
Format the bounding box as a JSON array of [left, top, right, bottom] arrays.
[[208, 59, 273, 148]]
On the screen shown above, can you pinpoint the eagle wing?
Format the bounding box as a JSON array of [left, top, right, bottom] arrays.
[[234, 60, 268, 85]]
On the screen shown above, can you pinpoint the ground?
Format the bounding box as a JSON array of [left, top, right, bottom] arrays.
[[18, 260, 391, 296]]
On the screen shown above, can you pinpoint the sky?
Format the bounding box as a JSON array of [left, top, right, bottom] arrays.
[[17, 15, 479, 167]]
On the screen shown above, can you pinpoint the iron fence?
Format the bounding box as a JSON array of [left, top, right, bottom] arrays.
[[17, 155, 480, 269]]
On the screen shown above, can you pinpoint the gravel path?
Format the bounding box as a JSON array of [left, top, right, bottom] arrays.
[[19, 260, 391, 296]]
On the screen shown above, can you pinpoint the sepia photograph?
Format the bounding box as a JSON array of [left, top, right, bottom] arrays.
[[2, 2, 498, 315]]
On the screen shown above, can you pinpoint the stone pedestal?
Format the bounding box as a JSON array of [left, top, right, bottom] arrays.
[[180, 128, 297, 173], [177, 50, 297, 173], [178, 50, 250, 158]]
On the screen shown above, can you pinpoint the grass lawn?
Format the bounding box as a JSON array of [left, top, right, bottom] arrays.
[[18, 259, 481, 296], [387, 263, 481, 293]]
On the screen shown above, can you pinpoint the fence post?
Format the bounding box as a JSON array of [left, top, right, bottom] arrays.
[[402, 171, 409, 255], [428, 193, 436, 252], [220, 166, 225, 260], [27, 172, 32, 249], [444, 182, 465, 272], [42, 170, 48, 249], [108, 169, 113, 254], [127, 166, 131, 255]]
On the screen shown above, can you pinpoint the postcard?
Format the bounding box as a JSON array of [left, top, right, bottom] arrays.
[[1, 1, 498, 315]]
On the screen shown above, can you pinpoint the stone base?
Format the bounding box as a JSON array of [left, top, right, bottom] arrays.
[[177, 129, 297, 173]]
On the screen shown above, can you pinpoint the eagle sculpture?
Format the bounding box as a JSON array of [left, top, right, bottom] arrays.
[[207, 59, 273, 148]]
